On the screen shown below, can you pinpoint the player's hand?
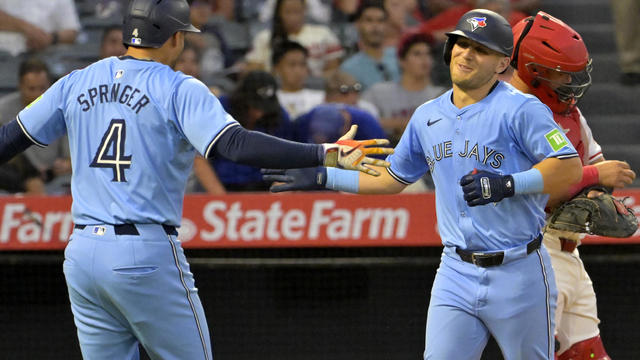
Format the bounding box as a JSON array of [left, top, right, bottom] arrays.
[[262, 167, 327, 193], [594, 160, 636, 189], [460, 168, 515, 206], [322, 125, 393, 176]]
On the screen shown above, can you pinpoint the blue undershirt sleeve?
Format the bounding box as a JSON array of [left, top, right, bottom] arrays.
[[0, 119, 35, 164], [210, 125, 325, 168]]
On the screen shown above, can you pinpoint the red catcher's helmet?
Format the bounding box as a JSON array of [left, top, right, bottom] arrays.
[[511, 11, 592, 114]]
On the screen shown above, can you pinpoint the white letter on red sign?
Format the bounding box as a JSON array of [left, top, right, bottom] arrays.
[[265, 202, 283, 240], [201, 201, 227, 241], [240, 210, 265, 240], [327, 209, 351, 240], [226, 202, 243, 241], [281, 210, 306, 240], [1, 203, 25, 243], [308, 200, 334, 239]]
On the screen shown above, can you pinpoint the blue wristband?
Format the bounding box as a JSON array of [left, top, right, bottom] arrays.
[[326, 167, 360, 193], [512, 168, 543, 194]]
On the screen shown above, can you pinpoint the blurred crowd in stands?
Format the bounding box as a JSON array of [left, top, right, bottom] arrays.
[[0, 0, 637, 196]]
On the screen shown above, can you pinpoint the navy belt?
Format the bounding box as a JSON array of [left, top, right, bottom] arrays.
[[456, 235, 542, 267], [74, 223, 178, 236]]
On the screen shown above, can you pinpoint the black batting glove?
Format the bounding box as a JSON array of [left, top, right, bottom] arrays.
[[460, 168, 515, 206], [261, 167, 327, 193]]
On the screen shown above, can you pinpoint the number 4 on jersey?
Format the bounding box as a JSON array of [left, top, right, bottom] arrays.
[[90, 119, 132, 182]]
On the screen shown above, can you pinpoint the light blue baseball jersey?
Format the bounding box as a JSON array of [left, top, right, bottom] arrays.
[[16, 56, 238, 226], [387, 81, 577, 251]]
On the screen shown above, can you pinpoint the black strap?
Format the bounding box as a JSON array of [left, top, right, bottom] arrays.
[[456, 235, 542, 268], [74, 224, 177, 236]]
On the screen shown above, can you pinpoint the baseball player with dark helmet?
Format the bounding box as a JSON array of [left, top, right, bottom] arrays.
[[509, 12, 636, 359], [0, 0, 393, 358], [264, 9, 583, 359]]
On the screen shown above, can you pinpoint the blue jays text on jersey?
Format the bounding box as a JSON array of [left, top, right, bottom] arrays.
[[387, 81, 578, 251], [427, 140, 505, 170]]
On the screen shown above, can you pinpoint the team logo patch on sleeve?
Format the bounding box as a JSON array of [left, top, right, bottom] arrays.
[[545, 129, 569, 152]]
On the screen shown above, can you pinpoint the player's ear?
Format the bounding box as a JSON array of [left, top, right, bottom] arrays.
[[170, 32, 183, 48], [496, 56, 510, 74]]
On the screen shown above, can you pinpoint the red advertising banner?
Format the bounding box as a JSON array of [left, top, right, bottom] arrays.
[[0, 190, 638, 250]]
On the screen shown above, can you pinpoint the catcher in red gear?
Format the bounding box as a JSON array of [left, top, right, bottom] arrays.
[[508, 11, 636, 360]]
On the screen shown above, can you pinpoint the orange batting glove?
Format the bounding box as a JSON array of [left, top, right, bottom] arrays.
[[322, 125, 394, 176]]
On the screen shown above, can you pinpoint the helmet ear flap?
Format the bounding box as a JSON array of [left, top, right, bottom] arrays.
[[443, 35, 457, 66]]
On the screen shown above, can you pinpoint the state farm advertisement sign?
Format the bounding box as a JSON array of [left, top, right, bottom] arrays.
[[0, 193, 439, 250], [0, 191, 638, 250]]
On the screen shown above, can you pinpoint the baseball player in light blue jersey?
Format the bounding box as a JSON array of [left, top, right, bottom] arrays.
[[264, 9, 583, 359], [0, 0, 393, 359]]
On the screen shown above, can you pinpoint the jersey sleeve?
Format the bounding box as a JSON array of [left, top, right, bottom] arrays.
[[578, 110, 603, 164], [16, 75, 69, 147], [172, 77, 239, 157], [385, 108, 429, 184], [511, 99, 578, 163]]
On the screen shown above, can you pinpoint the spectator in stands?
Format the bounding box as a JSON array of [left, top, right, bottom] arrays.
[[175, 43, 203, 79], [0, 58, 70, 194], [423, 0, 467, 19], [209, 0, 252, 65], [244, 0, 344, 77], [383, 0, 421, 47], [339, 0, 401, 91], [413, 0, 527, 45], [294, 103, 386, 145], [331, 0, 361, 55], [273, 40, 325, 119], [362, 32, 446, 144], [211, 71, 294, 191], [324, 70, 380, 119], [612, 0, 640, 86], [259, 0, 332, 25], [0, 0, 80, 56], [0, 154, 45, 195], [186, 0, 232, 79], [99, 25, 125, 59]]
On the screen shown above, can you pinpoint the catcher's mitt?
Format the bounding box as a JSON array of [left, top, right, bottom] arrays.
[[547, 186, 638, 238]]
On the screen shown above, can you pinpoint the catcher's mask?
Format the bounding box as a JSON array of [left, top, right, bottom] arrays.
[[511, 11, 592, 114]]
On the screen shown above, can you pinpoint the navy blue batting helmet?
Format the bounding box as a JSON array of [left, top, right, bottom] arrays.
[[443, 9, 513, 65], [122, 0, 200, 48]]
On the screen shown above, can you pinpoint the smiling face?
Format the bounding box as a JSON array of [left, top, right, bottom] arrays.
[[449, 37, 509, 91]]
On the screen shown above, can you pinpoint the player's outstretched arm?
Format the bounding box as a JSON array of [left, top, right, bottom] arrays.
[[460, 156, 582, 207], [211, 124, 393, 176], [263, 165, 406, 194], [0, 119, 36, 164]]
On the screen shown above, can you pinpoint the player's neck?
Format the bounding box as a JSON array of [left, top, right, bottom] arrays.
[[124, 47, 167, 64], [452, 78, 499, 108], [509, 71, 531, 94]]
